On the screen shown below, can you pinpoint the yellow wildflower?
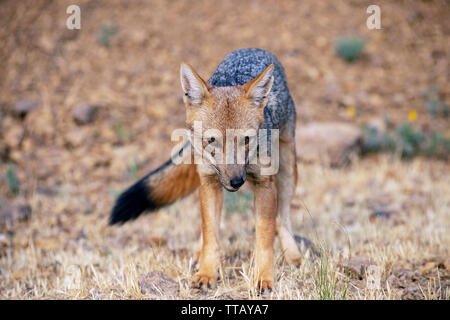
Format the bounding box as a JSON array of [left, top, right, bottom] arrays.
[[347, 106, 356, 118], [408, 110, 417, 123]]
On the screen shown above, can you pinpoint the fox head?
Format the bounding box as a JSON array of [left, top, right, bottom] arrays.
[[180, 62, 274, 192]]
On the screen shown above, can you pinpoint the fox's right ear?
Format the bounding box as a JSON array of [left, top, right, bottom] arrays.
[[243, 64, 274, 108], [180, 63, 210, 105]]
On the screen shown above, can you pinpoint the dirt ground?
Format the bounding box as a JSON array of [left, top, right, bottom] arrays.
[[0, 0, 449, 299]]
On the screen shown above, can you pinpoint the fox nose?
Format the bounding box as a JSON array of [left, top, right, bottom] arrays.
[[230, 177, 245, 189]]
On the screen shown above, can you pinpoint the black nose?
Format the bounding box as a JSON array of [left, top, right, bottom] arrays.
[[230, 177, 245, 189]]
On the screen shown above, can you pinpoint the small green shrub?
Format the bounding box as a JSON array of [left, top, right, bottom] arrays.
[[422, 85, 449, 118], [396, 123, 425, 158], [362, 122, 450, 159], [97, 23, 118, 48], [335, 35, 365, 62], [115, 123, 132, 142], [6, 163, 20, 195], [312, 248, 348, 300], [421, 132, 450, 158], [362, 125, 395, 154]]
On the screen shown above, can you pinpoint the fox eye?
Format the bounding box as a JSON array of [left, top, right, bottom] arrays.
[[207, 137, 216, 144], [244, 136, 250, 145]]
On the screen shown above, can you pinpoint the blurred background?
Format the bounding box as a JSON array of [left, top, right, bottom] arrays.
[[0, 0, 448, 299]]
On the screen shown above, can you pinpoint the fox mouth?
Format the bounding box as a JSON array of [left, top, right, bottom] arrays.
[[224, 185, 240, 192]]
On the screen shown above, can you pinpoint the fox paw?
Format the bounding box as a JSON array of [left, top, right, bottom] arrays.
[[257, 279, 273, 294], [191, 273, 218, 290], [193, 250, 201, 264]]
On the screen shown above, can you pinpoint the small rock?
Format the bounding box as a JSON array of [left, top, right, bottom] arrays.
[[366, 117, 387, 135], [368, 197, 406, 225], [36, 185, 58, 197], [338, 211, 357, 226], [12, 100, 39, 118], [0, 204, 32, 229], [407, 9, 424, 22], [418, 261, 436, 274], [392, 93, 405, 105], [402, 192, 430, 211], [367, 196, 400, 215], [0, 143, 9, 160], [0, 233, 8, 246], [0, 210, 15, 228], [4, 125, 25, 149], [395, 270, 422, 282], [35, 237, 59, 251], [355, 91, 369, 106], [296, 122, 363, 167], [402, 262, 413, 270], [0, 233, 7, 257], [402, 286, 422, 300], [369, 210, 391, 223], [339, 95, 356, 107], [339, 256, 376, 279], [76, 229, 87, 240], [368, 94, 383, 108], [369, 54, 385, 68], [142, 236, 167, 246], [387, 274, 402, 288], [138, 271, 179, 296], [323, 78, 342, 102], [16, 205, 32, 221], [443, 258, 450, 271], [64, 128, 88, 147], [59, 28, 80, 42], [11, 269, 27, 280], [38, 34, 54, 53], [72, 103, 99, 125]]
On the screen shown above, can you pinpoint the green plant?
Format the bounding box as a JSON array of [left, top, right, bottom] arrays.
[[97, 23, 118, 48], [363, 126, 387, 153], [335, 35, 365, 62], [312, 248, 348, 300], [421, 132, 450, 158], [127, 159, 140, 180], [362, 122, 450, 159], [422, 85, 449, 118], [6, 163, 20, 195], [396, 123, 425, 158], [115, 123, 132, 142]]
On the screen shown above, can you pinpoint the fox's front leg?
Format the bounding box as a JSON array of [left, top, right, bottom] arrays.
[[192, 176, 223, 290], [251, 177, 277, 292]]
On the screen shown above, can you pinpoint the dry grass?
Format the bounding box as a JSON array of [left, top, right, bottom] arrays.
[[1, 155, 448, 299]]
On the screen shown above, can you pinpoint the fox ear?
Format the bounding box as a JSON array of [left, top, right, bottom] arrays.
[[243, 64, 274, 108], [180, 63, 210, 105]]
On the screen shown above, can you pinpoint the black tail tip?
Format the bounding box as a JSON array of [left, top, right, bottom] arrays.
[[109, 178, 157, 225]]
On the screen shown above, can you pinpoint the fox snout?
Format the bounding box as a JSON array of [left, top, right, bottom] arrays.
[[229, 176, 246, 191], [222, 166, 246, 192]]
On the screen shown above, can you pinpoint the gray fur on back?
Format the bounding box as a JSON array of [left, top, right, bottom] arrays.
[[208, 48, 296, 131]]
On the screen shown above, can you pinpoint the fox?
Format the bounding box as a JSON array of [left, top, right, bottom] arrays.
[[110, 48, 301, 292]]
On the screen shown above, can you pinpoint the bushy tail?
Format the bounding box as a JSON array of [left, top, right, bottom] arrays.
[[109, 143, 199, 225]]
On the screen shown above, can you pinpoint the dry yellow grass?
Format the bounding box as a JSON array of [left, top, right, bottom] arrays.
[[1, 154, 448, 299]]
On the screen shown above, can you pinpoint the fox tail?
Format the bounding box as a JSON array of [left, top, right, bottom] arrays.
[[109, 142, 199, 225]]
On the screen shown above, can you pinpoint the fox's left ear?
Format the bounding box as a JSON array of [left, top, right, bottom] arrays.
[[243, 64, 274, 108], [180, 63, 210, 106]]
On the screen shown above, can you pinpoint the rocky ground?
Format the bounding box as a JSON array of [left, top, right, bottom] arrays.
[[0, 0, 449, 299]]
